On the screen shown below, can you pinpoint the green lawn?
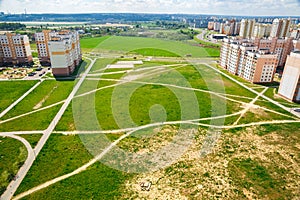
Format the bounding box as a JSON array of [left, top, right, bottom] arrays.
[[0, 81, 37, 113], [89, 36, 218, 58], [16, 134, 132, 199], [1, 80, 74, 120], [130, 48, 180, 57], [80, 36, 111, 52], [17, 134, 42, 149], [0, 136, 27, 195], [0, 105, 61, 131]]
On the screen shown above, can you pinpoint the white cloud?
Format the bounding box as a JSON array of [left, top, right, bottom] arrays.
[[0, 0, 299, 15]]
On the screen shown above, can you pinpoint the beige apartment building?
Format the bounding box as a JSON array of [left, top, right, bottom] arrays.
[[35, 30, 82, 76], [219, 37, 294, 83], [0, 33, 33, 66], [239, 19, 256, 38], [270, 18, 291, 38], [278, 51, 300, 102]]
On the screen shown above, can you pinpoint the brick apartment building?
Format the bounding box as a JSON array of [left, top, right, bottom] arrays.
[[219, 37, 296, 83], [0, 33, 33, 66], [35, 30, 82, 76]]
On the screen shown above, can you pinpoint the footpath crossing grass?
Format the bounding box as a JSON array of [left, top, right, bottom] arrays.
[[0, 136, 27, 195], [1, 80, 74, 120], [16, 134, 132, 200], [0, 81, 37, 113]]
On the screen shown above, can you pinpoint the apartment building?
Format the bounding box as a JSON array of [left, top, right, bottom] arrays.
[[35, 30, 57, 65], [291, 29, 300, 40], [270, 18, 291, 38], [0, 43, 3, 66], [0, 33, 32, 66], [35, 30, 82, 76], [252, 24, 272, 39], [220, 38, 288, 83], [239, 19, 256, 38], [278, 51, 300, 103], [253, 37, 293, 67], [47, 30, 82, 76]]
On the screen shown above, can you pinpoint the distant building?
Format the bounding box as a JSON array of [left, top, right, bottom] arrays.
[[220, 37, 294, 83], [213, 22, 221, 31], [239, 19, 256, 38], [208, 21, 214, 30], [293, 40, 300, 50], [270, 18, 291, 38], [252, 24, 272, 39], [48, 30, 82, 76], [0, 33, 32, 66], [291, 29, 300, 40], [278, 51, 300, 103]]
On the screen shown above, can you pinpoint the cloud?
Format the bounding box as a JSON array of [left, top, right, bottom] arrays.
[[0, 0, 300, 15]]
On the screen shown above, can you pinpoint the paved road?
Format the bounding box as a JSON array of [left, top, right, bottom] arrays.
[[1, 58, 96, 200], [0, 80, 44, 119], [196, 30, 221, 45]]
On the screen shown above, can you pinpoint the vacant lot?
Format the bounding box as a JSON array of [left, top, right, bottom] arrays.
[[0, 81, 37, 113]]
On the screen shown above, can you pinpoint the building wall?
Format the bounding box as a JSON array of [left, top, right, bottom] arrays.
[[47, 30, 82, 76], [278, 52, 300, 102], [0, 33, 33, 66], [219, 38, 279, 83]]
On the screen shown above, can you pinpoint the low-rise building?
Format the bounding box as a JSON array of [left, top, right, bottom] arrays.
[[278, 51, 300, 103]]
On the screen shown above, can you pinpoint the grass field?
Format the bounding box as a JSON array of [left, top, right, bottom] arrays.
[[0, 137, 27, 195], [16, 134, 133, 199], [2, 34, 300, 200], [82, 36, 219, 58], [1, 80, 74, 120], [80, 36, 111, 52], [0, 81, 38, 113], [130, 48, 180, 57], [17, 134, 42, 149]]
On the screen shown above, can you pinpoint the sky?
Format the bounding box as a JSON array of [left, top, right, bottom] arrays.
[[0, 0, 300, 16]]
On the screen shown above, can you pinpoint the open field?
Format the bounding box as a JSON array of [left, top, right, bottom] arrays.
[[0, 81, 37, 113], [80, 36, 111, 52], [15, 134, 133, 200], [0, 35, 299, 200], [81, 36, 219, 57], [0, 137, 27, 195]]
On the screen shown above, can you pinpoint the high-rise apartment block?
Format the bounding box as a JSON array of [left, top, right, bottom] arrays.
[[278, 51, 300, 102], [270, 18, 291, 38], [208, 20, 239, 36], [291, 29, 300, 40], [220, 37, 294, 83], [0, 33, 33, 66], [35, 30, 82, 76], [35, 30, 57, 65], [239, 19, 256, 38], [220, 38, 278, 83], [253, 24, 272, 39]]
